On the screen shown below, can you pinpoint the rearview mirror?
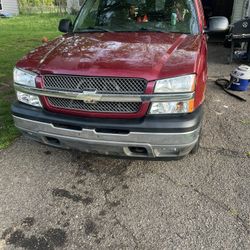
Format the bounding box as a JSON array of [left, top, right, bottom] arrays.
[[58, 19, 72, 33], [207, 16, 229, 33]]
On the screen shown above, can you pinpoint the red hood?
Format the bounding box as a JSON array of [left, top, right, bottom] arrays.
[[17, 32, 202, 81]]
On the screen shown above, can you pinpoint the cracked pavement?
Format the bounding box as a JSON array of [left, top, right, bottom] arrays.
[[0, 44, 250, 249]]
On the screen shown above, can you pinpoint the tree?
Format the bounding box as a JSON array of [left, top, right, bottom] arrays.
[[55, 0, 67, 14]]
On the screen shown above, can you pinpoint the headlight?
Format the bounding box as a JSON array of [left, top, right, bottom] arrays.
[[149, 100, 194, 115], [13, 67, 37, 87], [16, 91, 42, 107], [154, 75, 196, 93], [14, 68, 41, 107]]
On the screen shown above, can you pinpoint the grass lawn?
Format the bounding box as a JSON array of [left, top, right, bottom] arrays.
[[0, 13, 73, 149]]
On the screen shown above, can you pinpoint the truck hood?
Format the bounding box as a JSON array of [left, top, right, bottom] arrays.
[[17, 32, 202, 81]]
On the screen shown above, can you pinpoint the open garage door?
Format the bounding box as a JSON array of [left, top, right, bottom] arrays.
[[202, 0, 234, 22]]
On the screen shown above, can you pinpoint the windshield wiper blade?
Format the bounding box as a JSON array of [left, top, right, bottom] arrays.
[[139, 27, 191, 34], [138, 27, 168, 33], [76, 26, 114, 33]]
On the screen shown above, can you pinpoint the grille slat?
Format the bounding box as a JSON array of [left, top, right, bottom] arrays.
[[43, 75, 147, 113], [48, 97, 141, 113], [44, 75, 147, 94]]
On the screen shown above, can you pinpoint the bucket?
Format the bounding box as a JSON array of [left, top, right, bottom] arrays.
[[229, 65, 250, 91]]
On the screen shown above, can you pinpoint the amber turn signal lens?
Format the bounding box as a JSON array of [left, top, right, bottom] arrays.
[[149, 99, 195, 115], [188, 99, 195, 113]]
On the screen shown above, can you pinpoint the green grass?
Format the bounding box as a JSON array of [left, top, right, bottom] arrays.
[[0, 13, 73, 149]]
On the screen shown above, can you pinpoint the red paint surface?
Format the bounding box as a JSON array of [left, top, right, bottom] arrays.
[[17, 1, 207, 119]]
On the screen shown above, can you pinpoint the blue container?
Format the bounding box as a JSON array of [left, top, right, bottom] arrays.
[[229, 65, 250, 91], [230, 76, 250, 91]]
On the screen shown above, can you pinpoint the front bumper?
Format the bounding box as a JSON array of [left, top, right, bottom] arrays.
[[12, 103, 203, 158]]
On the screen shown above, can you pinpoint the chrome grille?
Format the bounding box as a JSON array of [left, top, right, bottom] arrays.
[[48, 97, 141, 113], [43, 75, 147, 94]]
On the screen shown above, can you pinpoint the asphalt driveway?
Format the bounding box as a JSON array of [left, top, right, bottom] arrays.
[[0, 44, 250, 250]]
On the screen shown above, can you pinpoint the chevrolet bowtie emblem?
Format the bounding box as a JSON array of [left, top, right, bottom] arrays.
[[77, 90, 101, 104], [242, 22, 248, 28]]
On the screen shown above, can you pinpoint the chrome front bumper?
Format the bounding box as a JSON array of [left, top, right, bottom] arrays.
[[13, 116, 201, 158]]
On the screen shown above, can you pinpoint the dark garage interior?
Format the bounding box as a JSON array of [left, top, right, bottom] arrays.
[[202, 0, 234, 21]]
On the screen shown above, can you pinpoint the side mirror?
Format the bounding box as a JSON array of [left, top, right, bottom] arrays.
[[58, 19, 72, 33], [207, 16, 229, 33]]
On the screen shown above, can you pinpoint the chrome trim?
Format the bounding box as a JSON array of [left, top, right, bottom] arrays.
[[13, 116, 201, 158], [14, 83, 195, 103], [232, 34, 250, 39]]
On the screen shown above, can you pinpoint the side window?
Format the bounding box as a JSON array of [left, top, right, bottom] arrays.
[[77, 0, 100, 28], [0, 0, 2, 11]]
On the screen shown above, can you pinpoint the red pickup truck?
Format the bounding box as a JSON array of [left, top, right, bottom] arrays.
[[12, 0, 228, 158]]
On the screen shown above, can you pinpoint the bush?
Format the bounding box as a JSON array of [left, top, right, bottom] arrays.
[[18, 0, 67, 14]]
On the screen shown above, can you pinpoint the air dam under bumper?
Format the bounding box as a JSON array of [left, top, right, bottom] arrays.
[[13, 115, 201, 158]]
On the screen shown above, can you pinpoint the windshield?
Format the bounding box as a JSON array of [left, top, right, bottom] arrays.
[[74, 0, 199, 34]]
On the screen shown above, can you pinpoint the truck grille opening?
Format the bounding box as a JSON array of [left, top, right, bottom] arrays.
[[128, 147, 148, 156], [47, 97, 141, 113], [43, 75, 147, 115], [43, 75, 147, 94]]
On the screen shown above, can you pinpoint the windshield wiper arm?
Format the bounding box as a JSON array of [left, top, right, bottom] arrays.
[[139, 27, 191, 34], [76, 26, 114, 33], [138, 27, 169, 33]]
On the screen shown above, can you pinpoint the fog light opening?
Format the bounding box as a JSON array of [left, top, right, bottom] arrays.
[[128, 147, 148, 156], [154, 147, 180, 157], [45, 136, 61, 146]]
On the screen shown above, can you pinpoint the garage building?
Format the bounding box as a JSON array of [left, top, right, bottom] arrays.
[[202, 0, 250, 24], [0, 0, 19, 15]]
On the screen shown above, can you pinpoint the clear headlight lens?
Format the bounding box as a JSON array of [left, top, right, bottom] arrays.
[[16, 91, 42, 107], [154, 75, 196, 93], [149, 100, 194, 115], [14, 68, 41, 107], [14, 67, 37, 87]]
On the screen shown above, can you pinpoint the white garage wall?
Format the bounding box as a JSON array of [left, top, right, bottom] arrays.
[[0, 0, 19, 15], [231, 0, 249, 23]]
